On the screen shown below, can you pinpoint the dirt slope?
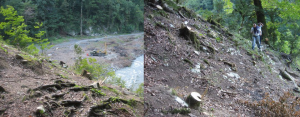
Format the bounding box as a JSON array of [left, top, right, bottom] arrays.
[[144, 1, 300, 117], [0, 43, 143, 116]]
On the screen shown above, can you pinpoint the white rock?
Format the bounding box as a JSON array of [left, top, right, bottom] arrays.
[[184, 21, 188, 25], [156, 5, 163, 10], [194, 51, 200, 55], [170, 24, 175, 28], [37, 105, 45, 113], [191, 63, 201, 73], [227, 72, 240, 79], [175, 96, 188, 107]]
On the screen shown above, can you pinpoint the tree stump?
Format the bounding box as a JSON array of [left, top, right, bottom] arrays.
[[185, 92, 202, 108], [81, 70, 92, 80]]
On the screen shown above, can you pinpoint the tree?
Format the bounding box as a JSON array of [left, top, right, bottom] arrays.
[[253, 0, 268, 40], [0, 5, 33, 48]]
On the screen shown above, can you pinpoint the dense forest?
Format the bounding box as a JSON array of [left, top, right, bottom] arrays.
[[0, 0, 144, 39], [184, 0, 300, 67]]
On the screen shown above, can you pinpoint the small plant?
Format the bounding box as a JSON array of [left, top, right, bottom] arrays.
[[199, 33, 203, 37], [127, 99, 137, 107], [135, 83, 144, 97], [204, 59, 210, 65], [56, 73, 68, 79], [268, 65, 272, 72], [216, 37, 221, 42], [90, 88, 106, 96], [240, 92, 300, 117], [171, 88, 177, 95]]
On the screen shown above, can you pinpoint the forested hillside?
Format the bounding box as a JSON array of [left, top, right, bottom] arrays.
[[184, 0, 300, 68], [0, 0, 144, 38]]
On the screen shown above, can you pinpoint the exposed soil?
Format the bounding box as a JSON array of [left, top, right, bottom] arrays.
[[0, 42, 143, 116], [46, 33, 144, 69], [144, 1, 300, 117]]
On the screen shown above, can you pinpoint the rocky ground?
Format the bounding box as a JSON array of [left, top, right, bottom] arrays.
[[144, 1, 300, 117], [0, 42, 144, 116], [46, 33, 144, 69]]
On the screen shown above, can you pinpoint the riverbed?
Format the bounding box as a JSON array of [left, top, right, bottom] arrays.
[[115, 55, 144, 91]]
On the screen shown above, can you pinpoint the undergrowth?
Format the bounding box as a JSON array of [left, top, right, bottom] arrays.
[[240, 92, 300, 117]]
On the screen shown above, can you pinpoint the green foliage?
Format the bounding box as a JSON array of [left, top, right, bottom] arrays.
[[0, 5, 33, 48], [127, 99, 137, 107], [216, 37, 221, 42], [171, 88, 177, 95], [2, 0, 143, 37], [25, 44, 39, 55], [74, 44, 83, 56], [90, 88, 106, 96], [75, 57, 115, 79], [34, 22, 52, 55], [135, 83, 144, 97], [223, 0, 233, 14]]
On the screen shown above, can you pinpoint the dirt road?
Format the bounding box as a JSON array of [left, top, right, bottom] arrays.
[[45, 33, 144, 69]]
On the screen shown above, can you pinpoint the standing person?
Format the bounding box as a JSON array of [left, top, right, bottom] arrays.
[[257, 22, 264, 44], [251, 23, 261, 51]]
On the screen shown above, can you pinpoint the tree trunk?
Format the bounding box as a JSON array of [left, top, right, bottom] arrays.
[[80, 1, 83, 36], [253, 0, 268, 41]]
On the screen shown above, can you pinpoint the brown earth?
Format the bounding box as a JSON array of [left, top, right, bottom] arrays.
[[46, 33, 144, 69], [0, 42, 143, 116], [144, 1, 300, 117]]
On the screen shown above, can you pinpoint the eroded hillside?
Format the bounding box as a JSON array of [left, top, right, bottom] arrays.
[[144, 0, 300, 116], [0, 43, 143, 116]]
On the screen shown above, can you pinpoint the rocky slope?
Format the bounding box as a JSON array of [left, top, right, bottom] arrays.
[[144, 0, 300, 116], [0, 43, 143, 116]]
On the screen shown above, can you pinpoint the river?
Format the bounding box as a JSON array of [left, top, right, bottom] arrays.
[[115, 55, 144, 91]]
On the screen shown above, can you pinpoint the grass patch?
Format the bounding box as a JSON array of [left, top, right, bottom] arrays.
[[90, 88, 106, 96], [56, 73, 68, 79], [101, 86, 120, 95]]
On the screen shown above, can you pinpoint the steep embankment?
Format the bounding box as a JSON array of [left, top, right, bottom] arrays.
[[0, 43, 143, 116], [144, 1, 300, 116]]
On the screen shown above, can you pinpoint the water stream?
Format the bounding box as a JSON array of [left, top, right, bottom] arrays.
[[115, 55, 144, 91]]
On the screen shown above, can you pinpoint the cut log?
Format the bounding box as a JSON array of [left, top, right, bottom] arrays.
[[185, 92, 202, 108]]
